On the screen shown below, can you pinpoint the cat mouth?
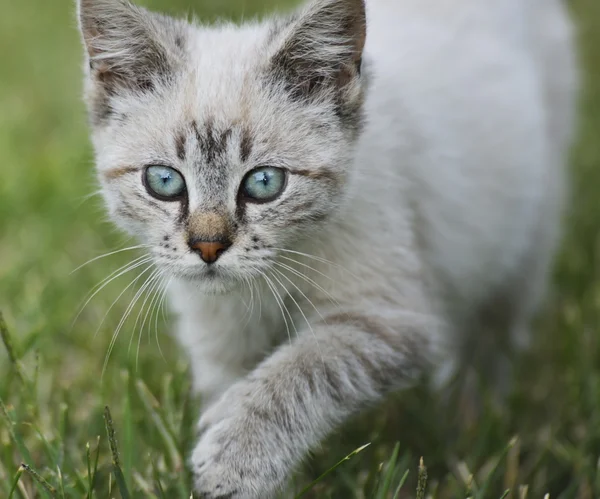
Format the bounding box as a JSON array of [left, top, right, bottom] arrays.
[[192, 268, 238, 294], [202, 267, 220, 279], [177, 264, 237, 289], [181, 265, 223, 280]]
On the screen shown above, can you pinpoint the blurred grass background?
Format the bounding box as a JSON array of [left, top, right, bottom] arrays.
[[1, 0, 600, 497]]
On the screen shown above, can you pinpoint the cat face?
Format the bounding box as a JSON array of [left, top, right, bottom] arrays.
[[78, 0, 367, 292]]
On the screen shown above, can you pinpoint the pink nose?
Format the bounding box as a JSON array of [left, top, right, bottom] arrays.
[[189, 240, 231, 264]]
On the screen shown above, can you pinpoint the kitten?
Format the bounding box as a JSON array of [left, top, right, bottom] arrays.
[[77, 0, 578, 496]]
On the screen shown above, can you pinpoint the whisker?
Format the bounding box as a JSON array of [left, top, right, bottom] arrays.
[[92, 263, 154, 340], [145, 275, 166, 348], [239, 276, 255, 334], [102, 268, 161, 378], [272, 248, 360, 280], [238, 276, 253, 313], [262, 272, 294, 345], [268, 269, 317, 347], [75, 189, 104, 209], [70, 244, 150, 274], [272, 267, 329, 324], [273, 261, 341, 309], [73, 255, 153, 330], [266, 270, 302, 339], [254, 278, 263, 322], [278, 255, 337, 283], [269, 268, 325, 364], [154, 277, 172, 362], [136, 273, 165, 371], [114, 268, 161, 361], [127, 270, 163, 357], [160, 280, 170, 331]]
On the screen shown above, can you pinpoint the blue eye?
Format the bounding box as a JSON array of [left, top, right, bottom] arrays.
[[242, 167, 287, 202], [144, 165, 186, 200]]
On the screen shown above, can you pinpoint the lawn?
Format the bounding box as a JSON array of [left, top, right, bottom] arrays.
[[1, 0, 600, 497]]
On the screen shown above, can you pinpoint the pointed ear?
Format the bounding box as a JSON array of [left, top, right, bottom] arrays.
[[77, 0, 183, 121], [270, 0, 366, 102]]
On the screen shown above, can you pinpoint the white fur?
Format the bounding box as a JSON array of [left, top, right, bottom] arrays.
[[173, 0, 577, 397], [79, 0, 578, 496]]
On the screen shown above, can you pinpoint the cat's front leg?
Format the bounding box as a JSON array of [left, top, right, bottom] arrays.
[[191, 310, 438, 498]]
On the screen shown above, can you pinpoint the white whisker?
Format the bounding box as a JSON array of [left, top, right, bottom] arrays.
[[274, 261, 341, 309], [278, 255, 336, 283], [73, 255, 153, 331], [254, 278, 263, 322], [262, 272, 294, 345], [70, 244, 150, 274], [160, 280, 170, 331], [272, 248, 359, 280], [154, 277, 172, 362], [102, 267, 161, 378], [136, 272, 165, 371], [268, 269, 325, 364], [239, 276, 255, 334], [127, 270, 163, 357], [271, 267, 328, 324], [92, 263, 154, 340]]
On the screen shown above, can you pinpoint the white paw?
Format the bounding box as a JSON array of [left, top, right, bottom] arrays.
[[192, 384, 290, 499]]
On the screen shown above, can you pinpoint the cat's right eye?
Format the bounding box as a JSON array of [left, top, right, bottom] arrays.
[[144, 165, 187, 201]]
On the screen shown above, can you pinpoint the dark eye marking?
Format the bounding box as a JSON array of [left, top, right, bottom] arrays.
[[175, 132, 187, 161], [240, 128, 253, 163], [290, 168, 341, 183], [191, 119, 233, 163], [102, 165, 139, 181], [134, 192, 171, 216]]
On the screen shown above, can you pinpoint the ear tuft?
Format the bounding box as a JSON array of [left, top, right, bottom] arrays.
[[77, 0, 184, 123], [270, 0, 366, 102]]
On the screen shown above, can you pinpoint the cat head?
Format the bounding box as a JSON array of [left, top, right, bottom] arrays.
[[78, 0, 367, 292]]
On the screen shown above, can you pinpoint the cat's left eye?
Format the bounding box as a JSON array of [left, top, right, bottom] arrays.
[[144, 165, 186, 201], [241, 167, 287, 203]]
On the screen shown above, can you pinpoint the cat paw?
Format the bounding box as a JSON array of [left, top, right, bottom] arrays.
[[191, 424, 247, 498], [192, 385, 289, 499]]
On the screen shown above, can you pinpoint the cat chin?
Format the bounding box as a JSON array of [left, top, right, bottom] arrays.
[[175, 269, 239, 295]]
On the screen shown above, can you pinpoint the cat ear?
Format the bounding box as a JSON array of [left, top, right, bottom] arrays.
[[77, 0, 182, 120], [270, 0, 366, 102]]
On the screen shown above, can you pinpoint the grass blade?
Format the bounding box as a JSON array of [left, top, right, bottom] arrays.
[[86, 441, 93, 499], [151, 457, 168, 499], [86, 436, 101, 499], [478, 437, 518, 498], [376, 442, 401, 498], [22, 463, 57, 497], [104, 406, 131, 499], [0, 398, 34, 465], [0, 312, 24, 383], [56, 466, 66, 499], [392, 469, 410, 499], [135, 379, 183, 471], [295, 443, 371, 498], [8, 465, 24, 499], [416, 457, 428, 499]]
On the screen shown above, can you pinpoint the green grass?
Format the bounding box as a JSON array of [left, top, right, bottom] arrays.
[[1, 0, 600, 497]]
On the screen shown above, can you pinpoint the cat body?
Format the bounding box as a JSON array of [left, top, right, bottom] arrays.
[[78, 0, 578, 496]]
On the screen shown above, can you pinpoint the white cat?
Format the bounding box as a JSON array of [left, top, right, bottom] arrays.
[[77, 0, 578, 496]]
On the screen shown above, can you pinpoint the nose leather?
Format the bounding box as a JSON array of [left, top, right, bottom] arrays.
[[190, 240, 231, 264]]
